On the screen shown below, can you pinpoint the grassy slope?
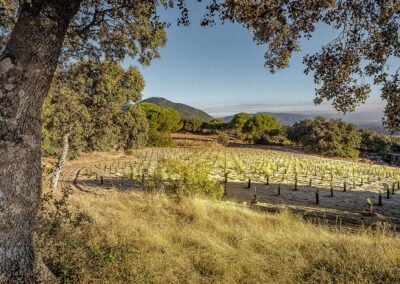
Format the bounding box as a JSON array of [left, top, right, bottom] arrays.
[[39, 189, 400, 283]]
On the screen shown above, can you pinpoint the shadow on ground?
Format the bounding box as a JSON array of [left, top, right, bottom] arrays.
[[225, 181, 400, 230], [66, 168, 400, 232]]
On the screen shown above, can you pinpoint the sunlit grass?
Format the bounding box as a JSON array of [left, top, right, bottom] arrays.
[[38, 189, 400, 283]]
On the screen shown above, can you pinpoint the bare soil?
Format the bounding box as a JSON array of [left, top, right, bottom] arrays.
[[46, 133, 400, 232]]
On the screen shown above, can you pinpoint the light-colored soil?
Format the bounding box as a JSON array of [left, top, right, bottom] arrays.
[[226, 181, 400, 229], [45, 134, 400, 231]]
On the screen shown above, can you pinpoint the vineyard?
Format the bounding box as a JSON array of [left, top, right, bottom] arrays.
[[50, 146, 400, 229]]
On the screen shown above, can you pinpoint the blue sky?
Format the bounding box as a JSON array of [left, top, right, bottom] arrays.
[[125, 3, 385, 118]]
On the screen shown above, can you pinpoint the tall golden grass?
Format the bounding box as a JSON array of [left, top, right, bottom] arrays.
[[38, 189, 400, 283]]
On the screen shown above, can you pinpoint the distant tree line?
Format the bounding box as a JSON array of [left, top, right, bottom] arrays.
[[180, 112, 400, 160], [287, 117, 400, 159], [42, 60, 400, 182]]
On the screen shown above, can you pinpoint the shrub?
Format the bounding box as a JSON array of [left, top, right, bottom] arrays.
[[217, 132, 229, 146], [147, 131, 176, 147], [288, 117, 362, 158], [253, 134, 293, 146], [162, 158, 223, 199], [181, 118, 204, 133]]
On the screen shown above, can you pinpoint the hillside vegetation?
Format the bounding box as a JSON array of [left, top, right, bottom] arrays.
[[142, 97, 213, 122], [38, 188, 400, 283]]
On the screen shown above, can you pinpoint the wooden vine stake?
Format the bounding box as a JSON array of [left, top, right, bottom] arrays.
[[251, 187, 258, 205]]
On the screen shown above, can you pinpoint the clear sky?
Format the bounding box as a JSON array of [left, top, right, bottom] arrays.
[[125, 3, 385, 118]]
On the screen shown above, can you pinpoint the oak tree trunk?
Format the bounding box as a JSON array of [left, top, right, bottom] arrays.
[[0, 1, 80, 282], [50, 132, 70, 191]]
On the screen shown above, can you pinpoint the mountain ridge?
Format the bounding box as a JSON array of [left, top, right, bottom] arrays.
[[141, 97, 213, 122]]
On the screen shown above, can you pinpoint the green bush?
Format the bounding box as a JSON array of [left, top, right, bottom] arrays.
[[217, 132, 229, 146], [181, 118, 204, 133], [288, 117, 362, 158], [253, 134, 293, 146], [147, 131, 176, 147], [162, 158, 223, 199]]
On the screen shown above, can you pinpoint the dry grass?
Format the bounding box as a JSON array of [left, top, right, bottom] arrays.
[[39, 188, 400, 283]]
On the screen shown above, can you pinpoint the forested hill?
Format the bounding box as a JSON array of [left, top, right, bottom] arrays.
[[141, 97, 213, 121]]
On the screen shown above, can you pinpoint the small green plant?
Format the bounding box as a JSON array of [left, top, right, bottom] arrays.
[[367, 198, 373, 215]]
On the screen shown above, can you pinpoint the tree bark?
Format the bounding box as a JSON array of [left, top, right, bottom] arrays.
[[50, 132, 70, 191], [0, 1, 80, 282]]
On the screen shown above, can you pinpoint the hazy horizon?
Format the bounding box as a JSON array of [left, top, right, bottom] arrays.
[[142, 95, 386, 123]]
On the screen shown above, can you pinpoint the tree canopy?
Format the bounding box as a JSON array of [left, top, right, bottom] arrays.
[[41, 66, 90, 157], [0, 0, 168, 65], [1, 1, 400, 281], [43, 60, 148, 154], [1, 1, 399, 129], [117, 104, 149, 150], [201, 1, 400, 131], [243, 114, 281, 135], [140, 102, 182, 133], [229, 112, 252, 130], [181, 117, 205, 133], [208, 118, 225, 124], [288, 117, 362, 157]]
